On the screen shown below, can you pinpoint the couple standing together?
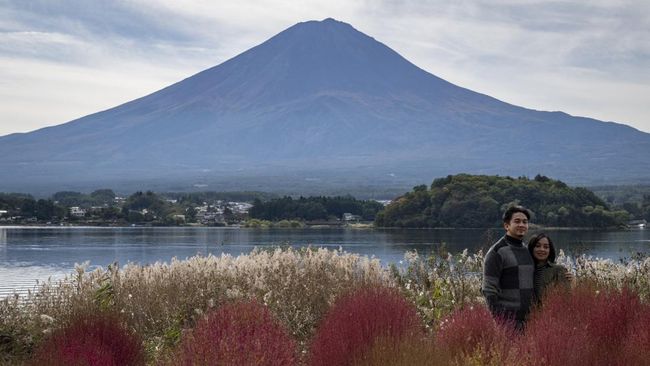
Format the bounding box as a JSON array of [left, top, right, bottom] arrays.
[[482, 206, 572, 329]]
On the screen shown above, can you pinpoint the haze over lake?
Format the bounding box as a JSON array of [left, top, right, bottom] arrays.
[[2, 226, 649, 297]]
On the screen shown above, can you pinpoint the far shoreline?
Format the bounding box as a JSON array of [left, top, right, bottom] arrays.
[[0, 223, 634, 231]]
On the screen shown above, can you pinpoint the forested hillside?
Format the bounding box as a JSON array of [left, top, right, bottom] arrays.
[[375, 174, 630, 228]]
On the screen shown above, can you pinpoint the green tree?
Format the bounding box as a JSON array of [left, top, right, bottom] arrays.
[[376, 174, 628, 228], [249, 196, 383, 222], [90, 189, 116, 205], [52, 191, 87, 207], [122, 191, 170, 222]]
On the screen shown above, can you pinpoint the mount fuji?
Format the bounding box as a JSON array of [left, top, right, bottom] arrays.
[[2, 18, 649, 194]]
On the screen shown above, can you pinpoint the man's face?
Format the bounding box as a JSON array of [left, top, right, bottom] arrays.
[[504, 212, 529, 239]]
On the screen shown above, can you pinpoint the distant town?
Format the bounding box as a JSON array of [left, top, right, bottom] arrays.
[[0, 190, 387, 227]]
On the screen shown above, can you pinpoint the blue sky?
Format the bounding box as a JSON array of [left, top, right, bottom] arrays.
[[1, 0, 648, 136]]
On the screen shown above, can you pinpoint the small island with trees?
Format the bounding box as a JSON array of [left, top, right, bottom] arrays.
[[376, 174, 645, 228]]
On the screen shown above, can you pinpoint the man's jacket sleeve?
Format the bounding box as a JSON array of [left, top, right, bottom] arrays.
[[482, 248, 503, 314]]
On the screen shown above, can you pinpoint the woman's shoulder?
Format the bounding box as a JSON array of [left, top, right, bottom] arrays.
[[548, 262, 567, 272], [548, 263, 570, 282]]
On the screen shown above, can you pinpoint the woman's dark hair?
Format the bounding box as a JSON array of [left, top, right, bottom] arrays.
[[502, 205, 530, 223], [528, 233, 556, 263]]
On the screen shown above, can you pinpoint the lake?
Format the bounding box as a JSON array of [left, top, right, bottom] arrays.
[[1, 226, 649, 297]]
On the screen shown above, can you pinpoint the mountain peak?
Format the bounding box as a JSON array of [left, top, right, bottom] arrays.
[[271, 17, 367, 46], [294, 17, 353, 30]]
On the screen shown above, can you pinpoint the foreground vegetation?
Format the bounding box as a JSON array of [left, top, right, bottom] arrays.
[[1, 247, 649, 365]]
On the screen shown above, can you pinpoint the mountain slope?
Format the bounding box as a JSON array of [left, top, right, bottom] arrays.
[[1, 18, 649, 193]]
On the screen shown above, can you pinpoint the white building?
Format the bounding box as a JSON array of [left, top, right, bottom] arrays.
[[69, 207, 86, 217], [343, 213, 362, 222]]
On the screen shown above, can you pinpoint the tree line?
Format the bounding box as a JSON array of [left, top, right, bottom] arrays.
[[0, 190, 246, 225], [248, 196, 385, 221], [0, 193, 67, 222], [375, 174, 636, 228], [3, 176, 649, 227]]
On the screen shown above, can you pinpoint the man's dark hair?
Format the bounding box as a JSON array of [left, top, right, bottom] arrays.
[[502, 205, 530, 223], [528, 233, 556, 263]]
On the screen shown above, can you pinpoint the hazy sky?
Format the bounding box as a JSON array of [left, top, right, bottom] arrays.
[[1, 0, 648, 136]]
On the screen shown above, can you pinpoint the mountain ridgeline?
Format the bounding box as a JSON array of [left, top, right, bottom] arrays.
[[375, 174, 629, 228], [1, 18, 649, 194]]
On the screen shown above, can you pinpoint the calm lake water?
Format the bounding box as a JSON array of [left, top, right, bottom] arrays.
[[1, 226, 649, 297]]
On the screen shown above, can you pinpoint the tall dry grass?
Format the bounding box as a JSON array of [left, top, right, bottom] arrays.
[[390, 248, 487, 326], [563, 251, 650, 300], [0, 263, 108, 364]]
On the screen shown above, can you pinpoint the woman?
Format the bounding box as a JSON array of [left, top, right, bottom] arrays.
[[527, 233, 572, 302]]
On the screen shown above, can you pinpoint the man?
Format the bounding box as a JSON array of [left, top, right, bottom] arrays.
[[482, 205, 535, 328]]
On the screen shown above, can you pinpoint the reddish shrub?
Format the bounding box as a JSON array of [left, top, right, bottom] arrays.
[[516, 287, 592, 366], [435, 303, 516, 364], [174, 300, 297, 366], [29, 312, 144, 366], [352, 335, 450, 366], [309, 286, 422, 366], [619, 302, 650, 366], [519, 284, 643, 366]]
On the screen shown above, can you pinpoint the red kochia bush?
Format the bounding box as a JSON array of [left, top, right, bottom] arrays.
[[619, 302, 650, 366], [29, 312, 144, 366], [174, 300, 297, 366], [435, 303, 516, 363], [520, 284, 642, 366], [309, 286, 422, 366], [354, 336, 451, 366]]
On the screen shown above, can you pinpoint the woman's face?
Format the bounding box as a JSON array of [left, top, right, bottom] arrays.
[[533, 237, 551, 262]]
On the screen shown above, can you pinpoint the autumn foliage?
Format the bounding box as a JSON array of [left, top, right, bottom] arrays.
[[172, 299, 297, 366], [309, 286, 422, 366], [29, 312, 144, 366]]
